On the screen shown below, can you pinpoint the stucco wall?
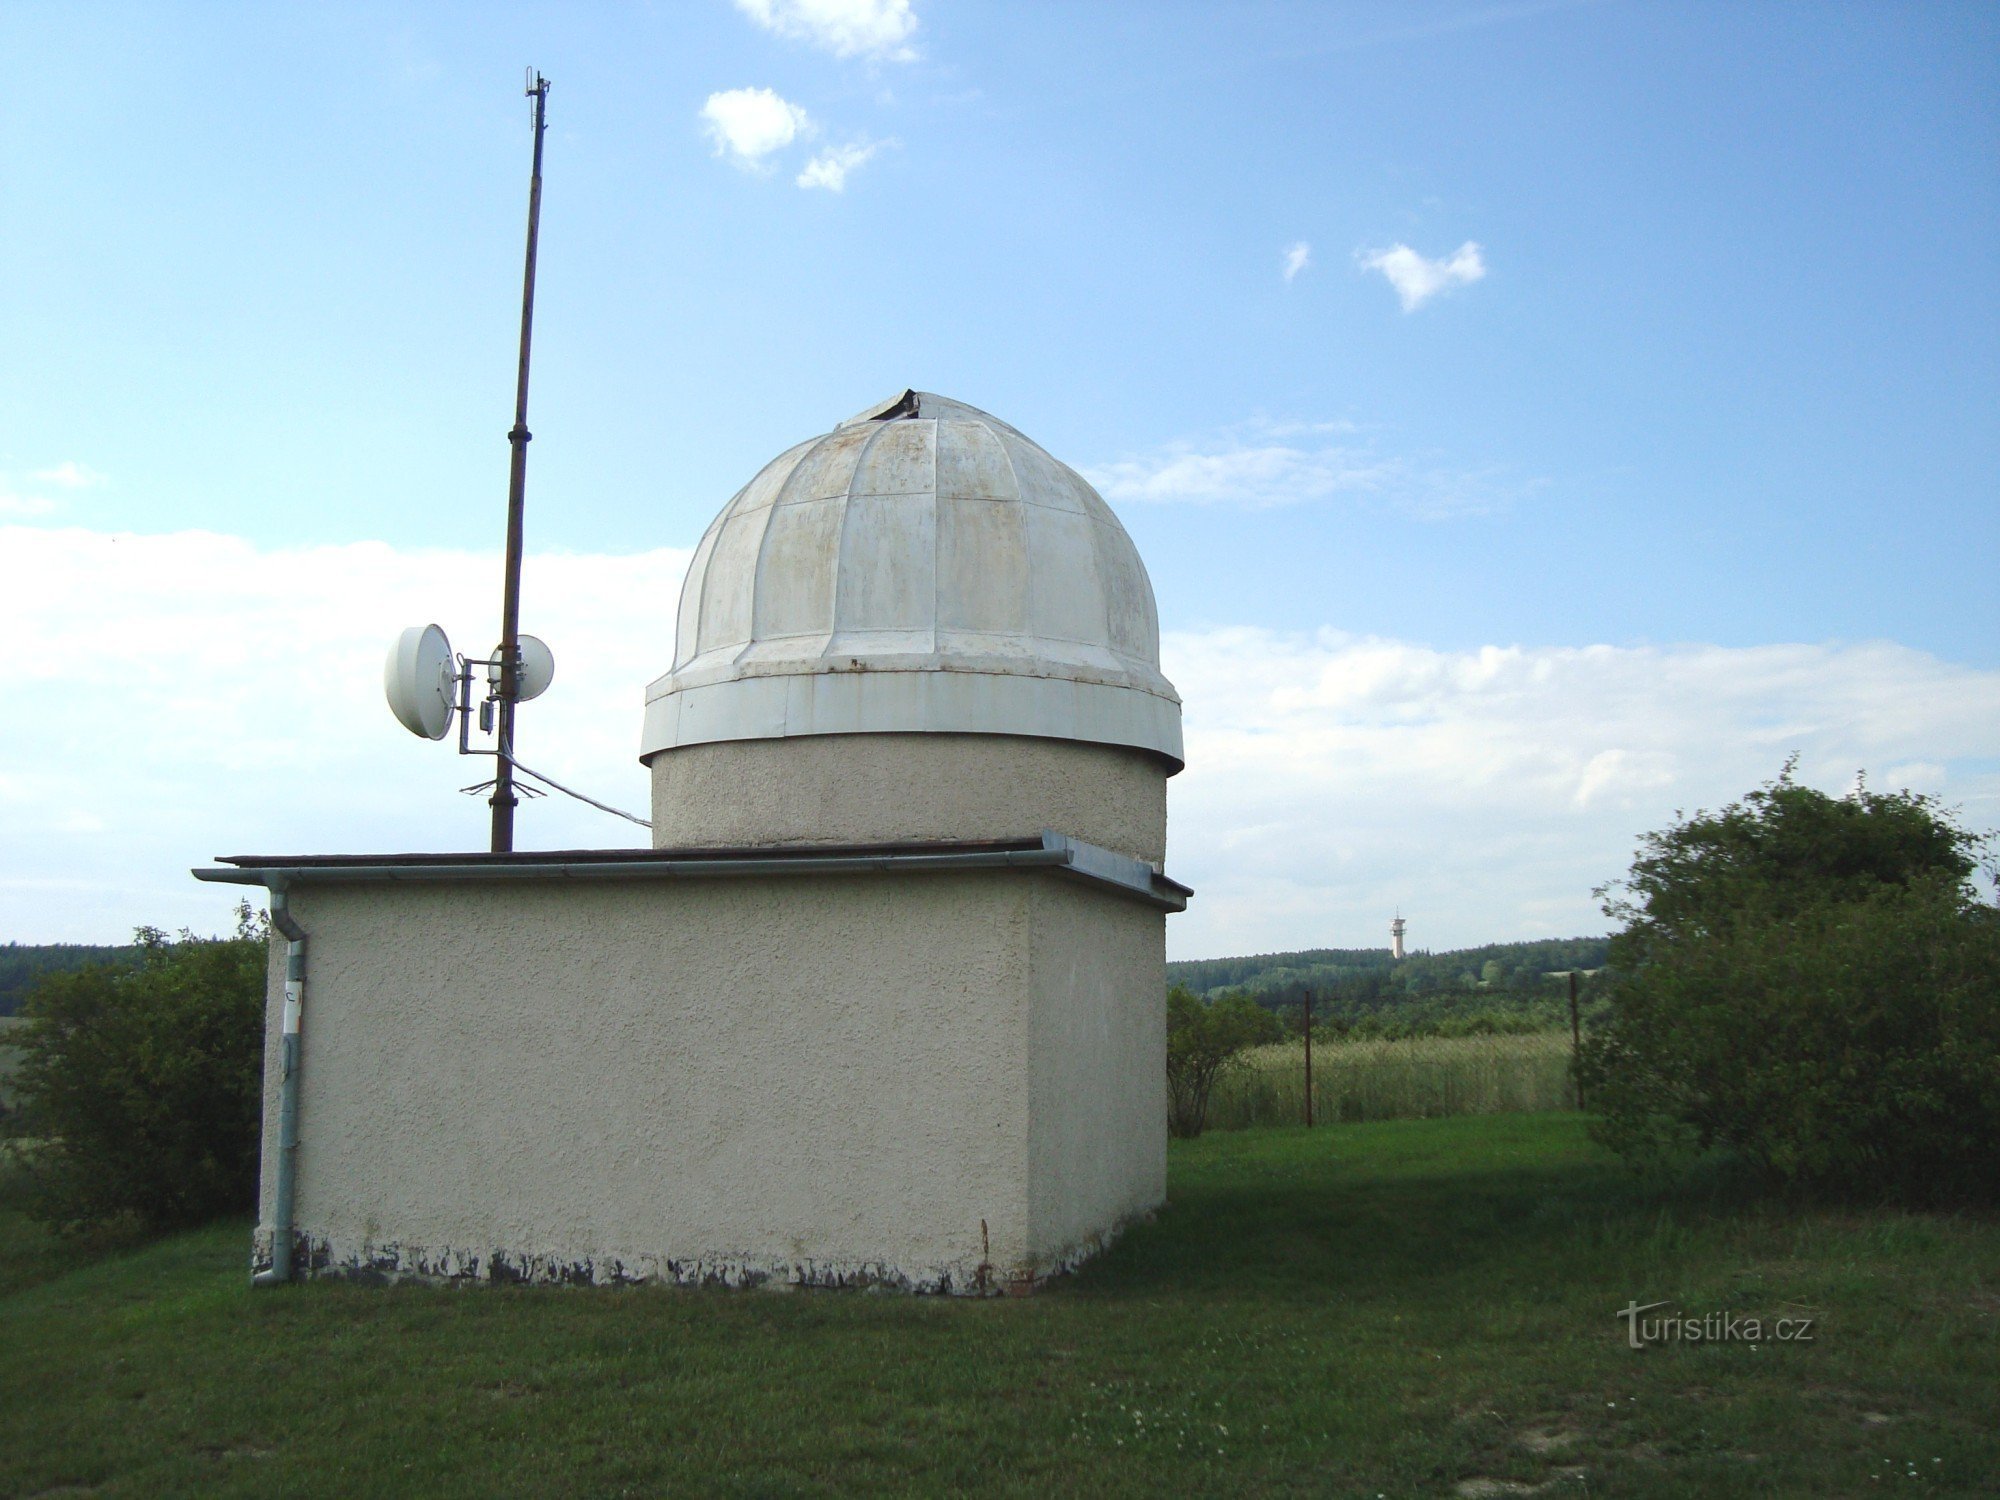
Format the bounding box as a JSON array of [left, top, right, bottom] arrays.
[[645, 732, 1169, 865], [1026, 881, 1168, 1259], [255, 864, 1164, 1291]]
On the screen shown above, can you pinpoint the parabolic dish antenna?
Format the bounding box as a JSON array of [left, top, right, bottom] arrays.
[[385, 623, 456, 740], [487, 634, 556, 701]]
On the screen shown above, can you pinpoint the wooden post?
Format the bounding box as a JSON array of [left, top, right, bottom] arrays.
[[1302, 988, 1314, 1128], [1568, 969, 1584, 1110]]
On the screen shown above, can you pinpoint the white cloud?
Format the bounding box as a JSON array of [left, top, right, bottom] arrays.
[[3, 527, 1994, 964], [0, 462, 102, 516], [1282, 241, 1311, 282], [0, 488, 58, 518], [1357, 240, 1487, 311], [31, 461, 104, 489], [734, 0, 919, 61], [0, 524, 689, 941], [701, 87, 813, 170], [1088, 441, 1390, 510], [1161, 628, 2000, 957], [1083, 424, 1530, 518], [796, 138, 885, 191]]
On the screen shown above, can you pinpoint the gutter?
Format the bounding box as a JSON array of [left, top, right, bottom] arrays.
[[252, 887, 306, 1287]]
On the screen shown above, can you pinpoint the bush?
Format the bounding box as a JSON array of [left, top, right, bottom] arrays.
[[4, 908, 268, 1231], [1167, 987, 1282, 1137], [1579, 766, 2000, 1201]]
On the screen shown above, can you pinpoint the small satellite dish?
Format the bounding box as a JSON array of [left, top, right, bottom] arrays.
[[385, 624, 456, 740], [487, 634, 556, 701]]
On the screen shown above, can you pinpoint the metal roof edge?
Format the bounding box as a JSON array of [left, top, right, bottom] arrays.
[[192, 831, 1190, 913]]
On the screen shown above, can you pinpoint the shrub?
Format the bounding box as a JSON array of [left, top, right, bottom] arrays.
[[4, 908, 268, 1231], [1579, 766, 1999, 1201], [1166, 986, 1282, 1137]]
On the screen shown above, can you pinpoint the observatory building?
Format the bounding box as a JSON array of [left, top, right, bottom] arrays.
[[199, 391, 1189, 1293]]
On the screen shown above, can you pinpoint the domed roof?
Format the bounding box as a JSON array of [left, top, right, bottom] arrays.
[[642, 390, 1182, 770]]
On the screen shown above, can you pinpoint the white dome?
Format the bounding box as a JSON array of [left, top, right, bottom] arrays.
[[642, 390, 1183, 770]]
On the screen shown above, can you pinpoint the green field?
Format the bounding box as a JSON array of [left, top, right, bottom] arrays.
[[1209, 1031, 1578, 1131], [3, 1114, 1993, 1497]]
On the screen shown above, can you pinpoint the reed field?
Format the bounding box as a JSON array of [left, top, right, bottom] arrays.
[[1207, 1029, 1577, 1131]]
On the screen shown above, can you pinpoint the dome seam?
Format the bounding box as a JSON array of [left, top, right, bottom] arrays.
[[672, 514, 724, 671], [691, 509, 736, 665], [827, 414, 907, 663], [994, 428, 1035, 645], [745, 443, 821, 647], [930, 416, 941, 657], [725, 492, 783, 674]]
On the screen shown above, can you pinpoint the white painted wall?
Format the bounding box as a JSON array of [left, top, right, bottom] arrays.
[[255, 865, 1165, 1291]]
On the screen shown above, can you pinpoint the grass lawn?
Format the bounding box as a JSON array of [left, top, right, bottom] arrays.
[[2, 1113, 1993, 1497]]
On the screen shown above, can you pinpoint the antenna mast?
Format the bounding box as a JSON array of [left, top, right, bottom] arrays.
[[492, 69, 550, 853]]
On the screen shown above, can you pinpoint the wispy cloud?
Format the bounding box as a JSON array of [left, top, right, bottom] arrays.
[[1083, 422, 1531, 518], [1282, 241, 1311, 283], [0, 524, 690, 940], [796, 138, 887, 191], [0, 489, 58, 518], [700, 87, 813, 170], [1088, 441, 1388, 510], [1163, 627, 2000, 955], [0, 463, 98, 517], [734, 0, 919, 62], [1357, 240, 1487, 311], [32, 462, 104, 489]]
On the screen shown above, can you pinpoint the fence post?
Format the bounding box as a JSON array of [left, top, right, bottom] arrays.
[[1302, 989, 1314, 1128], [1568, 970, 1584, 1110]]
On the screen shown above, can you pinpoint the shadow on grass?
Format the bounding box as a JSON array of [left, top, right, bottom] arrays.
[[1070, 1114, 1771, 1304], [2, 1113, 1784, 1313], [0, 1147, 156, 1294]]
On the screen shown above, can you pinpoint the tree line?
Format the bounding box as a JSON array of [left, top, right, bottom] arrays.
[[1169, 936, 1612, 1017], [0, 943, 140, 1017]]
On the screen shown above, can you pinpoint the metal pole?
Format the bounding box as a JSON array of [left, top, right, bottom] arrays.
[[492, 70, 550, 853], [1568, 969, 1584, 1110], [1302, 989, 1314, 1128]]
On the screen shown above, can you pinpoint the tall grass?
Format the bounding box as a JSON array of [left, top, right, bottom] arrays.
[[1206, 1029, 1577, 1131]]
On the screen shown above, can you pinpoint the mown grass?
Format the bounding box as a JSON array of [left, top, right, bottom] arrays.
[[1209, 1031, 1578, 1131], [3, 1115, 1994, 1498]]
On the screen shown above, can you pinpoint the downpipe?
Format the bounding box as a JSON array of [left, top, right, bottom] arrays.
[[253, 888, 306, 1287]]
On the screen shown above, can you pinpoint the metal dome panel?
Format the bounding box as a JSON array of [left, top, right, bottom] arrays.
[[642, 391, 1183, 770]]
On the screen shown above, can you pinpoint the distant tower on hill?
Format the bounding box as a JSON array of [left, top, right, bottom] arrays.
[[1391, 914, 1407, 960]]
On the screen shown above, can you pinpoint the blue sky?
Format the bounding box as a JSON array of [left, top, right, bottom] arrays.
[[3, 2, 1996, 955]]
